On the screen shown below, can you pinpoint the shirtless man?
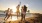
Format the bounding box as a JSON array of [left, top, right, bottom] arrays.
[[4, 8, 10, 20]]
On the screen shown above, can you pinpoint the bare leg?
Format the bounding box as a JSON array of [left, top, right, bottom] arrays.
[[17, 13, 18, 19], [4, 14, 7, 20], [21, 14, 23, 21], [6, 15, 10, 20], [24, 15, 25, 21]]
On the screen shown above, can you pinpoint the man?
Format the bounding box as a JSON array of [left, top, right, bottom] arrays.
[[21, 5, 27, 21], [4, 8, 10, 20], [6, 9, 13, 20]]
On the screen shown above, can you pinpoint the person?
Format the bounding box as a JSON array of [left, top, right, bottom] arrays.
[[10, 9, 13, 19], [21, 5, 27, 21], [7, 9, 13, 19], [16, 5, 20, 19], [4, 8, 10, 20]]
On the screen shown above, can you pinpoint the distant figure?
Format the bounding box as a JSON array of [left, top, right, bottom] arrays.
[[21, 5, 27, 21], [4, 8, 10, 20]]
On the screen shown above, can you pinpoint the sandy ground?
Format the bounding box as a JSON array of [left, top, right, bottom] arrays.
[[0, 13, 42, 23]]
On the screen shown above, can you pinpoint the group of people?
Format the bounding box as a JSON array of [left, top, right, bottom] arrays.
[[4, 5, 27, 21]]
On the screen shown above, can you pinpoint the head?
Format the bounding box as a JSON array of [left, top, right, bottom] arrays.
[[8, 8, 10, 10], [22, 5, 27, 12]]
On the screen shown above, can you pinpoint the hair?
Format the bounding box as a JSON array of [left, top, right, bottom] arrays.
[[24, 5, 27, 12]]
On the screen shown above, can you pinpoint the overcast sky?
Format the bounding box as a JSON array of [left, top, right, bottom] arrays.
[[0, 0, 42, 13]]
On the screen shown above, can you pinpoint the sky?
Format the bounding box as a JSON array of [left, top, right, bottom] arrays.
[[0, 0, 42, 14]]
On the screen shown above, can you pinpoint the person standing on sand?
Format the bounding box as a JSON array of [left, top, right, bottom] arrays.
[[21, 5, 27, 21]]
